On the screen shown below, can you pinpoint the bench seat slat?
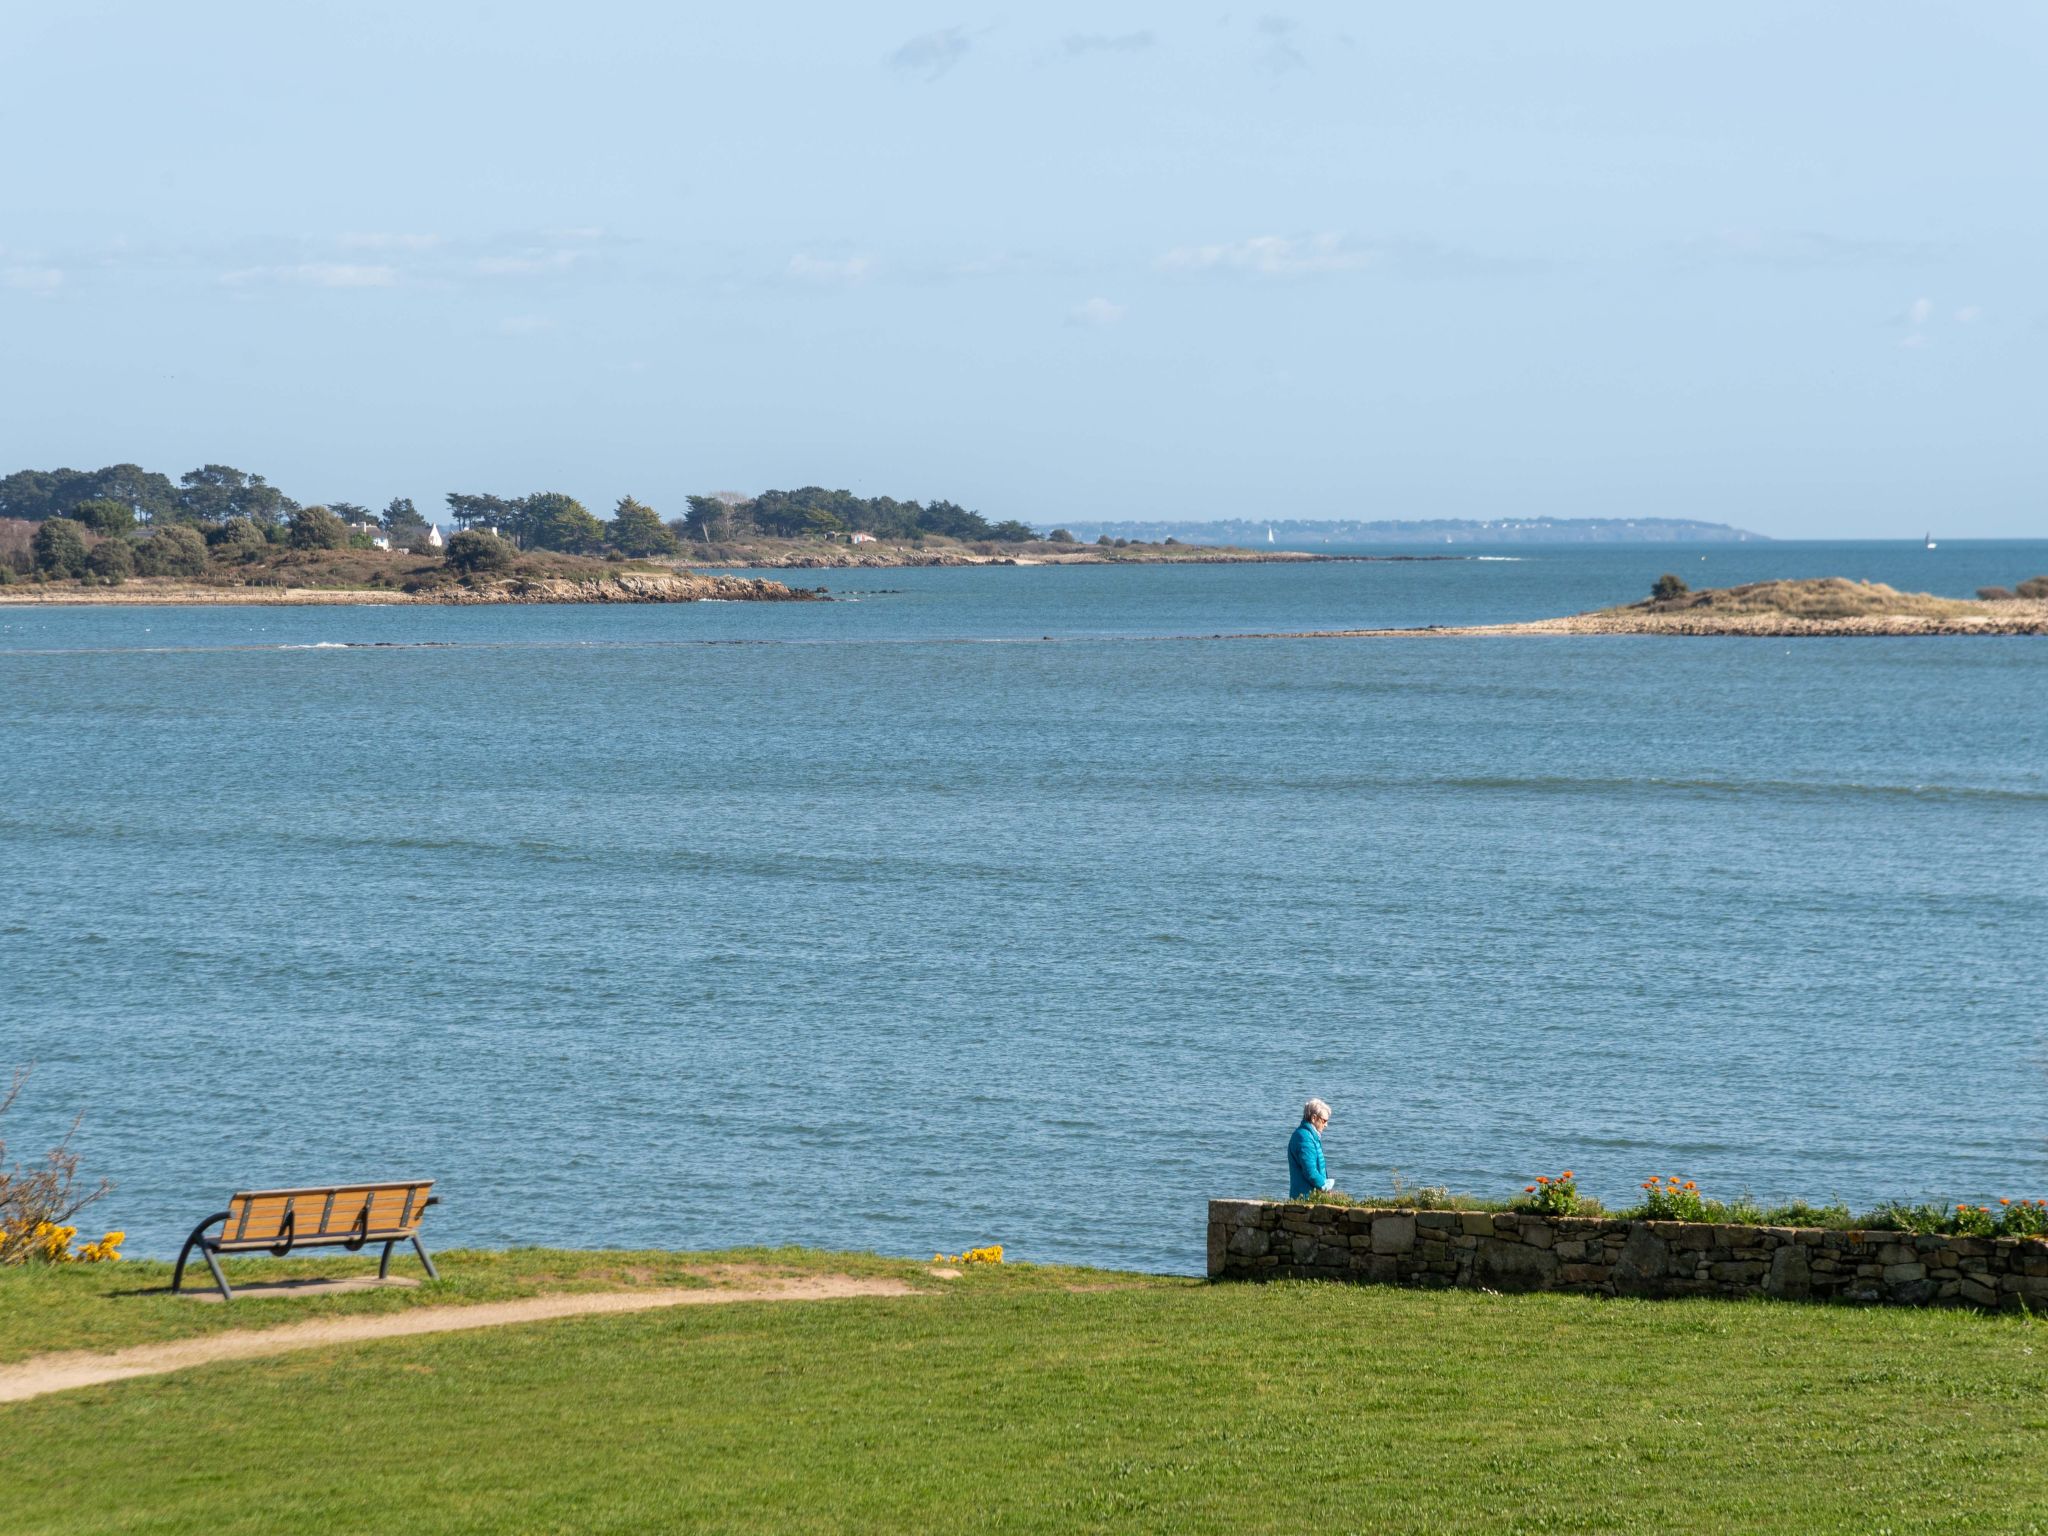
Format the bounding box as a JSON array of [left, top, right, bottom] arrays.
[[217, 1181, 435, 1246]]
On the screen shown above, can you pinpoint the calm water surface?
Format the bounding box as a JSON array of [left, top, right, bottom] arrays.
[[3, 541, 2045, 1271]]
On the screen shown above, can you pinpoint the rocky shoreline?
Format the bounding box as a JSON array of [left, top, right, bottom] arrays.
[[1318, 579, 2048, 638], [0, 572, 826, 606]]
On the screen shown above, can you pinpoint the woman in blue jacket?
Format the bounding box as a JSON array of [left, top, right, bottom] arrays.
[[1288, 1098, 1334, 1197]]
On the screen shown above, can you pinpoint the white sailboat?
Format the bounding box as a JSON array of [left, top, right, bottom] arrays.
[[1266, 527, 1275, 544], [1924, 531, 1938, 550]]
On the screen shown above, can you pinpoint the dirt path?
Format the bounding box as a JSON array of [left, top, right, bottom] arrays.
[[0, 1275, 914, 1405]]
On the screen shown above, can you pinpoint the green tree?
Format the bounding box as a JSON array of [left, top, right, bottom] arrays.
[[134, 524, 209, 577], [445, 492, 517, 534], [30, 518, 89, 577], [1096, 534, 1113, 546], [289, 506, 349, 550], [988, 520, 1036, 542], [327, 502, 374, 528], [444, 529, 516, 574], [70, 498, 136, 537], [84, 539, 134, 586], [88, 464, 179, 523], [607, 496, 680, 556], [681, 493, 748, 542], [177, 465, 290, 525], [381, 497, 428, 533], [518, 492, 604, 553], [1650, 573, 1689, 602], [1047, 528, 1075, 544]]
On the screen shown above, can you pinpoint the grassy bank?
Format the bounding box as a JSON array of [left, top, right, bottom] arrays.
[[0, 1246, 962, 1364], [3, 1249, 2044, 1534]]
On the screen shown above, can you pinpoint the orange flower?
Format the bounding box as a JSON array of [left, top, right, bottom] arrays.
[[1979, 1207, 1992, 1214], [1958, 1204, 1970, 1212], [1561, 1170, 1574, 1179], [2001, 1198, 2012, 1206], [1537, 1176, 1550, 1185], [1525, 1186, 1536, 1193], [1684, 1182, 1697, 1191]]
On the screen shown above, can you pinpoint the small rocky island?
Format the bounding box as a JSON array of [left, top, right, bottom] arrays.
[[1348, 576, 2048, 638]]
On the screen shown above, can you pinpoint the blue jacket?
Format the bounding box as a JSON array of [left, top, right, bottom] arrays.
[[1288, 1120, 1329, 1198]]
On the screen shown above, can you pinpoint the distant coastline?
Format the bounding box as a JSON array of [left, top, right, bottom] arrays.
[[1058, 516, 1766, 547]]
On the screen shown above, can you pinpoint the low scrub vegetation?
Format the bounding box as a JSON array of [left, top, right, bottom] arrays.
[[0, 1069, 120, 1266], [1299, 1167, 2048, 1237]]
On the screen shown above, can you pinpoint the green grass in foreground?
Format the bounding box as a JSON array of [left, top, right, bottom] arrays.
[[0, 1246, 980, 1364], [3, 1253, 2046, 1535]]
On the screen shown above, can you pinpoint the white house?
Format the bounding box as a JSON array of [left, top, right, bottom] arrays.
[[425, 524, 445, 550], [849, 530, 877, 545]]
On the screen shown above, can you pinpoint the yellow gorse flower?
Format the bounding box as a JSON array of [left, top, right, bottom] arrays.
[[931, 1244, 1004, 1265], [2, 1220, 124, 1264]]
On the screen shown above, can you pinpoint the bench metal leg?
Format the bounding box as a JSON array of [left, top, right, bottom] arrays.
[[200, 1246, 234, 1302], [378, 1240, 397, 1279], [172, 1211, 232, 1299], [411, 1235, 440, 1282]]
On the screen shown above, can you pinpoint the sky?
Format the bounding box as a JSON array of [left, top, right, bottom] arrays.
[[2, 2, 2043, 538]]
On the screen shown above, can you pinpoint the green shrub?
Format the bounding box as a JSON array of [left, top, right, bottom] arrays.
[[288, 506, 348, 550], [444, 529, 516, 575], [207, 517, 268, 555], [70, 498, 136, 536], [30, 518, 88, 578], [1048, 528, 1076, 544], [1860, 1201, 1948, 1234], [133, 524, 208, 578], [1756, 1201, 1852, 1229], [1650, 572, 1689, 601], [83, 540, 133, 586], [1978, 586, 2015, 601], [2000, 1199, 2048, 1238], [1515, 1171, 1584, 1216], [1952, 1203, 1997, 1237], [1634, 1175, 1706, 1222], [2017, 575, 2048, 599]]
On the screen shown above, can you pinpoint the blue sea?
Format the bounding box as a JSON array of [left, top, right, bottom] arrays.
[[3, 540, 2045, 1273]]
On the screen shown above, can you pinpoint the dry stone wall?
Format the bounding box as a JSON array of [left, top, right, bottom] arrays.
[[1208, 1199, 2048, 1310]]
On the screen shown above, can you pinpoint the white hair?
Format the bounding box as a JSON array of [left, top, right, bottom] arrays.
[[1304, 1098, 1332, 1123]]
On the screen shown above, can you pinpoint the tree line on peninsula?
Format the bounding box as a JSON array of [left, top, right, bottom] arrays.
[[0, 462, 1040, 558]]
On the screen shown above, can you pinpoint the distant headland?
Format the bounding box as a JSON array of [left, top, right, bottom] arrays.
[[1060, 516, 1767, 547]]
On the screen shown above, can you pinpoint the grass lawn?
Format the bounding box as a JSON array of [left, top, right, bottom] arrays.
[[2, 1253, 2045, 1534], [0, 1246, 958, 1365]]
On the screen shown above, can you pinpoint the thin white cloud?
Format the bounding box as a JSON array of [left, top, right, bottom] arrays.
[[787, 253, 873, 285], [1061, 31, 1154, 57], [1955, 304, 1982, 324], [1, 266, 64, 292], [889, 27, 970, 81], [338, 232, 442, 251], [1908, 296, 1932, 327], [1677, 228, 1936, 270], [1067, 296, 1126, 327], [1159, 233, 1376, 277], [475, 249, 579, 276], [222, 262, 398, 288]]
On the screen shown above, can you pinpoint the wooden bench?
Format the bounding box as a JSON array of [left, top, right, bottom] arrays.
[[172, 1180, 439, 1300]]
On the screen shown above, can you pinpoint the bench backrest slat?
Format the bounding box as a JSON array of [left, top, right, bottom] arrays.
[[221, 1180, 434, 1247]]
